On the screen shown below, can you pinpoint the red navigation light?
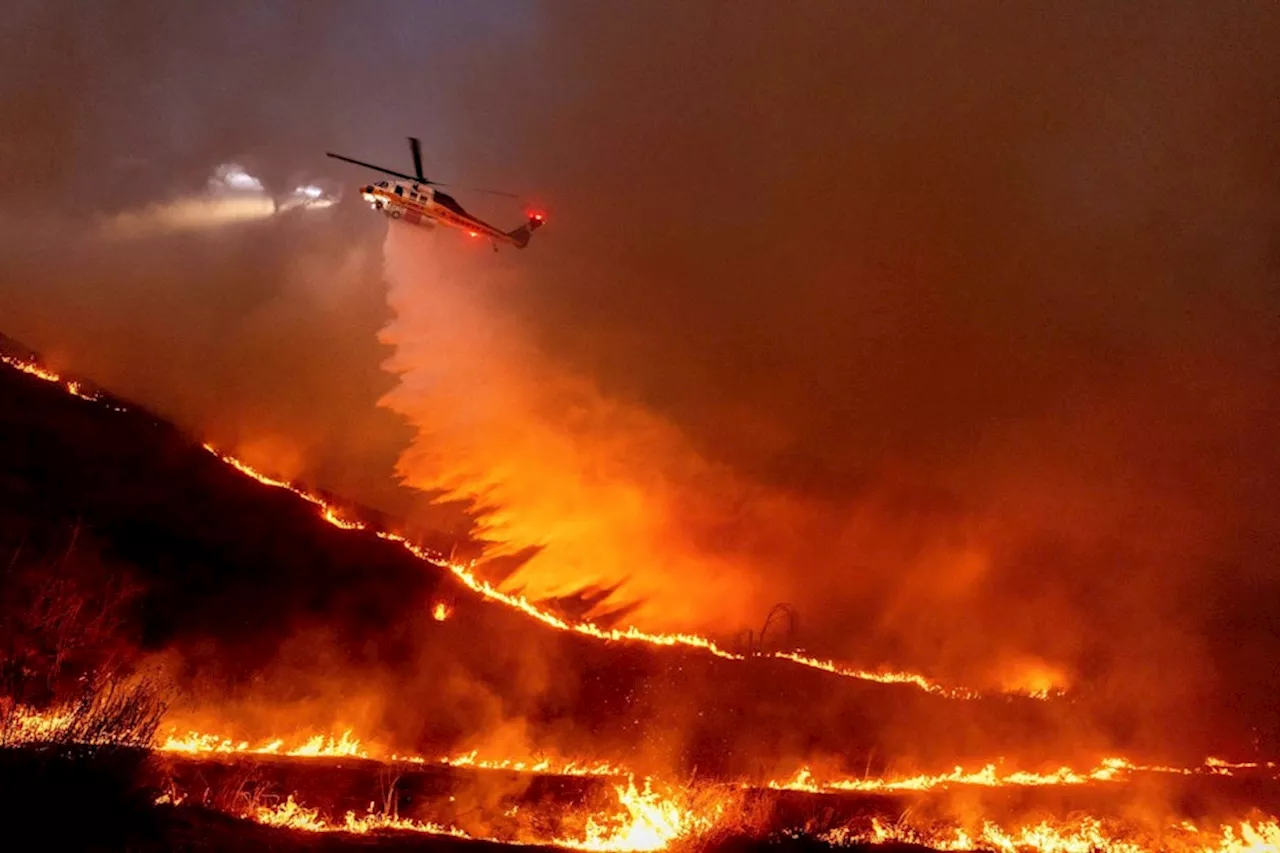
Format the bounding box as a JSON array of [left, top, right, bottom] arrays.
[[529, 211, 546, 222]]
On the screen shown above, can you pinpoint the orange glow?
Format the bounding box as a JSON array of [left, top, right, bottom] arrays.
[[249, 776, 721, 852], [243, 776, 1280, 853], [254, 795, 471, 837], [9, 276, 1280, 853], [16, 702, 1280, 853], [200, 441, 1001, 699], [159, 728, 369, 759], [556, 777, 728, 852], [0, 327, 1040, 702], [432, 749, 625, 778], [763, 755, 1275, 795], [157, 722, 629, 778], [768, 757, 1130, 794], [993, 656, 1073, 697], [2, 705, 76, 744], [0, 353, 98, 400], [376, 232, 1074, 699], [823, 816, 1280, 853]]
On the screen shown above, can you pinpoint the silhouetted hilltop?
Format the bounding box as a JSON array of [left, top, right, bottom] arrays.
[[0, 334, 1074, 778]]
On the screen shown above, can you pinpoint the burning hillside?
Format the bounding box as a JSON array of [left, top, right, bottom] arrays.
[[3, 5, 1279, 851], [4, 335, 1280, 852], [0, 333, 1072, 771]]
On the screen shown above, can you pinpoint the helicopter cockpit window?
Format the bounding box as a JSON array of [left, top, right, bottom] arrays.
[[376, 180, 389, 188], [394, 186, 404, 196]]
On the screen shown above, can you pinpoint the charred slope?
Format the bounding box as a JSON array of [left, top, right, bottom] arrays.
[[0, 335, 1077, 778], [0, 335, 438, 675]]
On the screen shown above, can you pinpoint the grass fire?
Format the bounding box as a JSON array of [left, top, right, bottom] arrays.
[[4, 326, 1280, 852], [3, 5, 1280, 852]]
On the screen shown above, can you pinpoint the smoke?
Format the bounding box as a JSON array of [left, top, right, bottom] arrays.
[[91, 162, 337, 240], [380, 225, 766, 631], [371, 3, 1280, 749], [0, 173, 413, 516]]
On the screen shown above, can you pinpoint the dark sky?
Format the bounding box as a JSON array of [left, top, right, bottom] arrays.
[[2, 2, 1280, 738]]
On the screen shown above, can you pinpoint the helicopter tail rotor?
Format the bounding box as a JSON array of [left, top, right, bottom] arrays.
[[505, 211, 546, 249]]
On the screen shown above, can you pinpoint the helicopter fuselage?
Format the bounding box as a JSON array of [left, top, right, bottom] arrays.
[[328, 138, 543, 249], [361, 180, 524, 246]]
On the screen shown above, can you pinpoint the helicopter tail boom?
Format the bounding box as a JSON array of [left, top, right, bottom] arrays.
[[505, 212, 546, 249]]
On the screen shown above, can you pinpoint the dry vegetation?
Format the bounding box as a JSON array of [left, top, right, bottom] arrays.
[[0, 528, 165, 745], [0, 530, 169, 847]]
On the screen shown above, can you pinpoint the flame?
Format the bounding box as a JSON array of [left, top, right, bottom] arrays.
[[158, 728, 368, 759], [0, 354, 99, 400], [764, 755, 1277, 795], [1, 705, 76, 743], [152, 719, 1269, 793], [767, 757, 1130, 794], [15, 701, 1280, 853], [72, 707, 1276, 798], [250, 776, 719, 852], [0, 348, 1028, 701], [823, 817, 1280, 853], [157, 723, 628, 778], [9, 301, 1280, 853], [432, 749, 625, 777], [202, 441, 1000, 700], [254, 795, 470, 837], [556, 777, 728, 852], [244, 779, 1280, 853]]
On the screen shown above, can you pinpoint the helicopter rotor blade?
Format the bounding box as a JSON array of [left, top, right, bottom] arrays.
[[329, 149, 517, 198], [430, 182, 520, 199], [326, 152, 422, 184], [409, 137, 427, 183]]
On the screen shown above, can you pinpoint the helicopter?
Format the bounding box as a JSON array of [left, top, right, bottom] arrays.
[[326, 137, 544, 249]]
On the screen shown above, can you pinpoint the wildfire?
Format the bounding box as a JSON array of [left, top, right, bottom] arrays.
[[557, 777, 728, 852], [13, 705, 1280, 853], [432, 749, 625, 778], [764, 755, 1280, 796], [10, 319, 1280, 853], [822, 816, 1280, 853], [202, 442, 1007, 700], [237, 776, 1280, 853], [768, 757, 1130, 794], [0, 705, 75, 744], [0, 353, 98, 400], [254, 795, 471, 837], [158, 723, 629, 778], [160, 728, 369, 759], [0, 349, 1043, 702], [249, 775, 722, 852], [772, 650, 984, 698]]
